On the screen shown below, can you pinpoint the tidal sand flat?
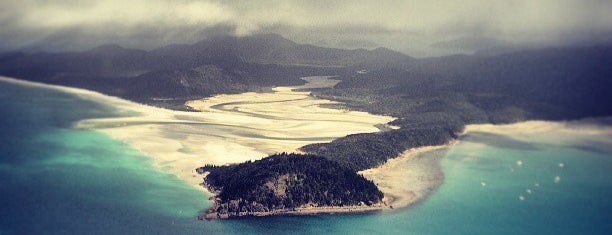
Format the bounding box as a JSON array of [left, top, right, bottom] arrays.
[[74, 76, 395, 191]]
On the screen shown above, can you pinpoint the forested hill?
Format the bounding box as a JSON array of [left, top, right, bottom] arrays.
[[197, 153, 383, 219], [333, 45, 612, 121], [302, 45, 612, 171]]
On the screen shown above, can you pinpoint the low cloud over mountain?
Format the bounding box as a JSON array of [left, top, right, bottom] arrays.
[[2, 0, 611, 56]]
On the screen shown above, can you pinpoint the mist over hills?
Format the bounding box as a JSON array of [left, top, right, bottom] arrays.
[[152, 34, 412, 67], [1, 33, 609, 117], [0, 34, 415, 109]]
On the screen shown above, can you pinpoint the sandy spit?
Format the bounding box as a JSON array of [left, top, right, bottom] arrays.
[[359, 143, 455, 210]]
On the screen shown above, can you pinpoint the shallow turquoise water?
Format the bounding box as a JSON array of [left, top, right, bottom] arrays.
[[0, 81, 212, 234], [1, 79, 610, 234]]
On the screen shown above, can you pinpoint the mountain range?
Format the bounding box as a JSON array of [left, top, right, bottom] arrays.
[[1, 33, 610, 117], [0, 34, 415, 109]]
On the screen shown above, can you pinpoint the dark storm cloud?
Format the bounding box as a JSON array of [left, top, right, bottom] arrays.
[[1, 0, 611, 56]]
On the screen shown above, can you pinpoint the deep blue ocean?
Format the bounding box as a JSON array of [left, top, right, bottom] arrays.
[[1, 79, 610, 234]]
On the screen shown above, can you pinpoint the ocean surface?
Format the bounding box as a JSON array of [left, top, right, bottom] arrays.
[[1, 79, 610, 234]]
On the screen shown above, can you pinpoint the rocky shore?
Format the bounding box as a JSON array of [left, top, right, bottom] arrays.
[[200, 200, 386, 220]]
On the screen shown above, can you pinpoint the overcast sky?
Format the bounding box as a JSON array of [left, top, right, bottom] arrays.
[[1, 0, 611, 57]]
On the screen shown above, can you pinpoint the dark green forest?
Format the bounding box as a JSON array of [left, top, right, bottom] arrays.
[[197, 153, 383, 217], [301, 126, 458, 171], [301, 45, 612, 171]]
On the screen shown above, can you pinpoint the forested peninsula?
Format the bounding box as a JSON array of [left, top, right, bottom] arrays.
[[197, 153, 385, 219]]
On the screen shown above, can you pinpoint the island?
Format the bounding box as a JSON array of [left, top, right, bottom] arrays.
[[196, 153, 386, 219]]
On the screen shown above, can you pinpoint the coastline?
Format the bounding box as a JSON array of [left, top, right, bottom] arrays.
[[0, 76, 395, 199], [2, 75, 399, 219], [5, 76, 607, 219], [199, 142, 457, 219], [201, 203, 386, 220], [356, 119, 612, 212]]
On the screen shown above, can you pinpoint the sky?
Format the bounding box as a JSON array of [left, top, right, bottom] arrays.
[[1, 0, 612, 57]]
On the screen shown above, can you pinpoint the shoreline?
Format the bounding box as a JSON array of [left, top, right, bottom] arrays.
[[0, 76, 395, 200], [356, 118, 612, 213], [4, 76, 609, 219], [359, 143, 456, 210], [200, 203, 386, 220], [79, 76, 393, 195], [199, 141, 457, 219]]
